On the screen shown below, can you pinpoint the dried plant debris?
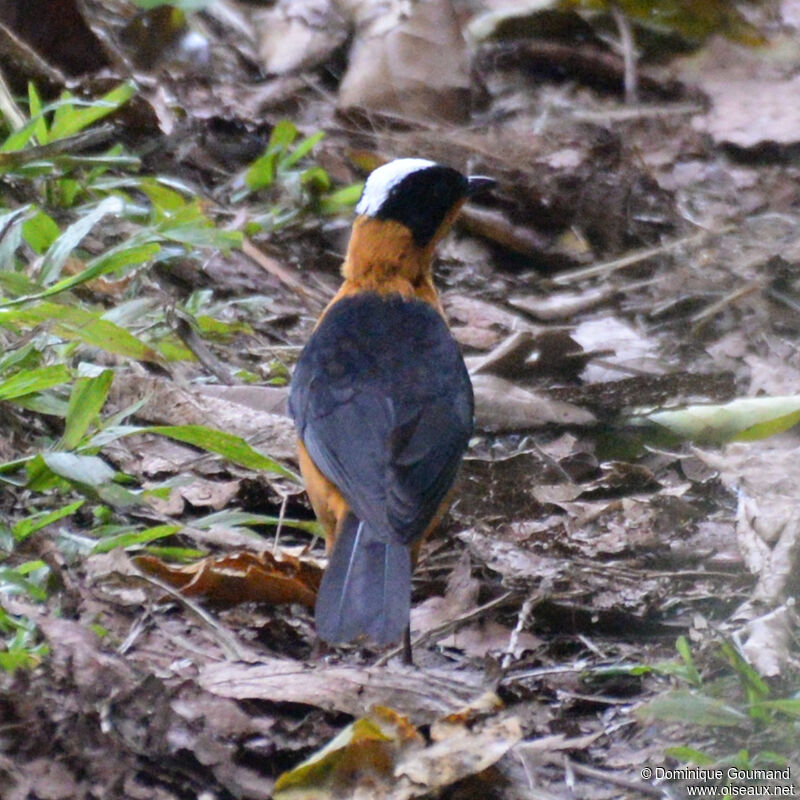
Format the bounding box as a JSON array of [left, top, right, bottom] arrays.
[[4, 1, 800, 798], [133, 548, 320, 607]]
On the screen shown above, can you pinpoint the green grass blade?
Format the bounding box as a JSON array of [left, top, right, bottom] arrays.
[[61, 370, 114, 449], [145, 424, 299, 480], [38, 195, 125, 285], [91, 524, 181, 554], [0, 365, 71, 400], [12, 500, 85, 541], [48, 83, 135, 141]]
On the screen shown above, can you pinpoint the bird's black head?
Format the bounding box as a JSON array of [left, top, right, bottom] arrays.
[[356, 159, 494, 247]]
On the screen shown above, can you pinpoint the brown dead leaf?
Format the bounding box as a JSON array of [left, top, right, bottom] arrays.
[[394, 715, 522, 794], [108, 371, 297, 461], [467, 330, 589, 380], [698, 441, 800, 604], [338, 0, 471, 123], [195, 383, 289, 416], [179, 479, 241, 509], [273, 700, 520, 800], [572, 316, 661, 381], [273, 710, 411, 800], [255, 0, 349, 74], [677, 37, 800, 149], [472, 373, 596, 432], [411, 555, 539, 657], [133, 550, 321, 608], [444, 294, 538, 338], [740, 602, 797, 678]]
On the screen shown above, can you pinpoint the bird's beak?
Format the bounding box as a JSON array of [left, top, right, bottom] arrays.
[[466, 175, 496, 197]]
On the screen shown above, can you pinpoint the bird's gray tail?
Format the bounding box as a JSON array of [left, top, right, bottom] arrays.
[[315, 514, 411, 645]]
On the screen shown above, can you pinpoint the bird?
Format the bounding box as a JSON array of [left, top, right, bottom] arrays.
[[288, 158, 494, 652]]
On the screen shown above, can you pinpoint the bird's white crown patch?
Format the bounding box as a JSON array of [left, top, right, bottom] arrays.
[[355, 158, 437, 217]]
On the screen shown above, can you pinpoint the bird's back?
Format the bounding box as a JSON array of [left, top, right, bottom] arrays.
[[289, 292, 473, 643]]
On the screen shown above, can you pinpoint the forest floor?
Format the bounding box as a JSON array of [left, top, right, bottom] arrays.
[[2, 1, 800, 798]]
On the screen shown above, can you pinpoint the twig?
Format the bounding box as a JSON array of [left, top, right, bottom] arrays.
[[690, 281, 762, 332], [564, 757, 667, 798], [374, 591, 517, 666], [569, 102, 703, 122], [551, 227, 731, 285], [242, 237, 329, 308], [501, 661, 590, 684], [118, 611, 150, 656], [132, 571, 249, 661], [459, 205, 548, 256], [501, 593, 538, 670], [272, 494, 288, 553], [577, 634, 607, 659], [0, 20, 67, 86], [610, 4, 639, 104], [0, 125, 117, 169], [766, 285, 800, 315], [167, 307, 238, 385]]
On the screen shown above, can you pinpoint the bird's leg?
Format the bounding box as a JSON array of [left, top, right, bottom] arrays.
[[402, 624, 413, 665]]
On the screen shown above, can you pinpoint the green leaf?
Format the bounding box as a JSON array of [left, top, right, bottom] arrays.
[[38, 195, 126, 285], [664, 746, 717, 765], [319, 182, 364, 214], [560, 0, 765, 45], [48, 82, 135, 141], [675, 635, 702, 687], [193, 509, 322, 535], [0, 364, 71, 400], [27, 83, 48, 145], [22, 209, 60, 254], [637, 689, 747, 727], [1, 117, 40, 153], [138, 178, 188, 213], [61, 370, 114, 449], [245, 153, 278, 192], [268, 120, 298, 153], [0, 341, 37, 374], [0, 567, 49, 602], [274, 717, 392, 796], [752, 699, 800, 718], [53, 240, 161, 296], [12, 500, 85, 541], [145, 425, 298, 479], [301, 165, 331, 192], [0, 271, 38, 298], [630, 396, 800, 444], [140, 545, 205, 560], [0, 206, 31, 266], [244, 121, 300, 192], [718, 640, 771, 707], [280, 130, 324, 169], [92, 524, 181, 554], [11, 391, 69, 417], [41, 452, 116, 487], [0, 302, 162, 362], [152, 200, 241, 251], [0, 648, 43, 672]]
